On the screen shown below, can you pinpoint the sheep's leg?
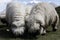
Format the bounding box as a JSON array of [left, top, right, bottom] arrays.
[[40, 27, 46, 35], [52, 16, 59, 31], [39, 21, 46, 35]]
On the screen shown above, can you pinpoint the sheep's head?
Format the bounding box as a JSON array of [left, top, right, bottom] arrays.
[[27, 22, 40, 33], [11, 21, 25, 35]]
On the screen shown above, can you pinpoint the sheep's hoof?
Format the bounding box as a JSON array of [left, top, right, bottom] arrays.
[[40, 30, 46, 35]]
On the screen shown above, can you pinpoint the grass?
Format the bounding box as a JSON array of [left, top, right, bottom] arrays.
[[0, 24, 60, 40]]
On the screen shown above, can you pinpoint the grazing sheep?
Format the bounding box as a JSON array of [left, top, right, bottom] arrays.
[[26, 2, 59, 34], [6, 2, 26, 35], [0, 3, 33, 35]]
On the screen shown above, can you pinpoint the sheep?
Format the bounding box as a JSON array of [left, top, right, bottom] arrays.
[[26, 2, 59, 34], [6, 2, 26, 35]]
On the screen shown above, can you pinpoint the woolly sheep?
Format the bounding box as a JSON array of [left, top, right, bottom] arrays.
[[6, 2, 26, 35], [26, 2, 59, 34]]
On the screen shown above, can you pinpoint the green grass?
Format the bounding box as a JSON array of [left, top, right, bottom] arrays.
[[0, 24, 60, 40]]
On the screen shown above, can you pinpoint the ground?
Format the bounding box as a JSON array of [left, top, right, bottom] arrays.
[[0, 23, 60, 40]]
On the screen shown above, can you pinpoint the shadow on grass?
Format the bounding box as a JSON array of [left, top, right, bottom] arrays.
[[0, 30, 40, 39], [0, 25, 40, 40], [0, 25, 54, 40]]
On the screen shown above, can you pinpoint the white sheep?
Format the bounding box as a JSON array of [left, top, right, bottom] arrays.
[[6, 2, 26, 35], [6, 3, 32, 35], [26, 2, 59, 34]]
